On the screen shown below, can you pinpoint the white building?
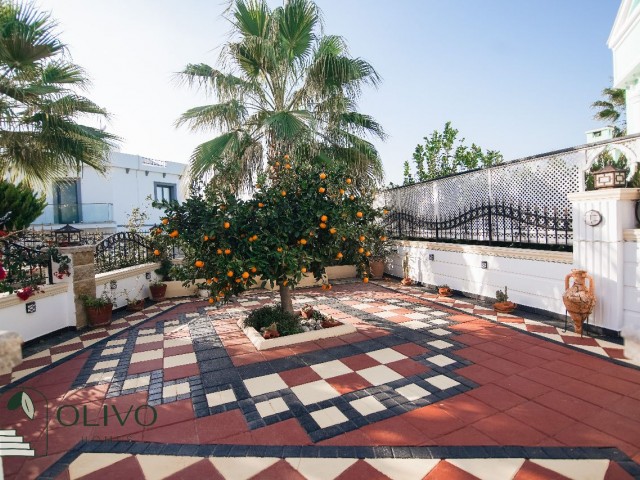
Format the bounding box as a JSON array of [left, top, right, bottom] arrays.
[[609, 0, 640, 134], [31, 152, 187, 232]]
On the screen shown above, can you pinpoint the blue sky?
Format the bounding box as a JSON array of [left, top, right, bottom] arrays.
[[38, 0, 620, 185]]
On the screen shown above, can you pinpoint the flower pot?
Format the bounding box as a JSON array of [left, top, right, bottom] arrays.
[[370, 259, 385, 279], [126, 299, 145, 312], [438, 287, 453, 297], [321, 319, 341, 328], [86, 304, 113, 327], [562, 269, 596, 334], [149, 283, 167, 301], [401, 277, 413, 286], [493, 301, 517, 313]]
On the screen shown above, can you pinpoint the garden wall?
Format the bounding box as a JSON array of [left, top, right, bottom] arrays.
[[387, 240, 573, 316], [623, 230, 640, 328], [0, 284, 71, 342], [95, 263, 161, 309]]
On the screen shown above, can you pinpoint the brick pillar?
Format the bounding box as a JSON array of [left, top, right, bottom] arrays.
[[59, 245, 96, 329]]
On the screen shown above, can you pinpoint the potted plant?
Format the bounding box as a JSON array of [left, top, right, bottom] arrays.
[[494, 286, 517, 313], [80, 291, 114, 327], [400, 253, 413, 285], [149, 280, 167, 301], [438, 284, 453, 297], [369, 226, 394, 279], [122, 287, 145, 312]]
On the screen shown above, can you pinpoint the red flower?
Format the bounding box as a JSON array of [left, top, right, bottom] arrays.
[[0, 265, 6, 281], [16, 287, 34, 301]]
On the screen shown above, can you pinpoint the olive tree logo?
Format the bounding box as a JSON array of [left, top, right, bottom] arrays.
[[0, 388, 48, 458]]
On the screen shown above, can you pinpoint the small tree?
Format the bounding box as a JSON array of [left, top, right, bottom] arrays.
[[0, 180, 46, 230], [591, 87, 626, 137], [155, 153, 389, 313], [403, 122, 503, 185]]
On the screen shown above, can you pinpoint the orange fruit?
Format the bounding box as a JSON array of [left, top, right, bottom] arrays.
[[339, 188, 345, 195], [318, 187, 325, 194], [224, 248, 231, 255], [383, 209, 389, 215], [235, 278, 242, 283], [275, 161, 281, 167], [319, 223, 327, 229], [281, 190, 287, 196], [155, 228, 162, 234], [216, 248, 223, 255], [346, 178, 352, 184], [380, 236, 387, 241], [277, 247, 283, 252], [336, 252, 343, 259], [256, 184, 261, 189], [365, 251, 371, 257], [153, 249, 160, 256], [356, 211, 363, 218], [329, 228, 337, 234], [195, 260, 204, 268], [227, 270, 234, 277], [213, 277, 218, 282], [285, 163, 291, 169], [363, 277, 369, 283], [203, 235, 209, 241], [301, 267, 307, 273], [242, 272, 249, 279], [162, 218, 169, 225], [342, 236, 346, 241], [224, 222, 230, 229], [300, 239, 307, 245], [349, 195, 355, 201], [206, 278, 212, 284], [169, 230, 179, 238], [283, 280, 288, 286], [358, 247, 364, 254], [359, 235, 365, 241], [250, 267, 257, 273], [320, 172, 327, 180], [209, 297, 214, 304], [320, 215, 328, 222], [284, 154, 290, 160], [258, 202, 264, 208]]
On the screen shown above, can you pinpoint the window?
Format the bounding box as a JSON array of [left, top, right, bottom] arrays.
[[154, 183, 176, 202], [54, 179, 80, 224]]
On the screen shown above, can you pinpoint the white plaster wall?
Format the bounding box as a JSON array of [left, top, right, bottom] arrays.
[[0, 290, 71, 342], [95, 263, 161, 309], [623, 240, 640, 327], [386, 242, 571, 316]]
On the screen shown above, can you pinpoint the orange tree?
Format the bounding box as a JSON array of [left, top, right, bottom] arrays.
[[153, 154, 389, 313]]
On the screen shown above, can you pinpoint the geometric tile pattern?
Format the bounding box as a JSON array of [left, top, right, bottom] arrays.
[[39, 443, 640, 480]]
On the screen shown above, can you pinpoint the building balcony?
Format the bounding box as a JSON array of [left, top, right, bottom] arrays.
[[31, 203, 114, 226]]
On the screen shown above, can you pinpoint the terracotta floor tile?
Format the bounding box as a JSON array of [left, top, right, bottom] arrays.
[[493, 375, 552, 399], [195, 409, 249, 443], [603, 347, 627, 359], [456, 364, 505, 385], [387, 358, 430, 377], [401, 405, 468, 438], [335, 459, 390, 480], [472, 413, 548, 445], [279, 366, 323, 388], [556, 379, 623, 407], [391, 342, 430, 357], [163, 344, 195, 357], [513, 459, 572, 480], [438, 394, 498, 424], [359, 416, 432, 445], [561, 335, 601, 346], [341, 353, 380, 371], [473, 341, 514, 356], [163, 363, 200, 381], [232, 352, 267, 366], [326, 372, 373, 394], [315, 337, 348, 349], [505, 401, 577, 436], [532, 390, 602, 421], [250, 459, 307, 480], [423, 460, 479, 479], [523, 345, 570, 361], [467, 384, 528, 411], [582, 409, 640, 446], [165, 458, 226, 480], [454, 347, 497, 363], [132, 341, 164, 353], [477, 357, 524, 376], [78, 456, 145, 480], [435, 425, 499, 446], [250, 418, 311, 445], [127, 358, 163, 375], [143, 419, 198, 443]]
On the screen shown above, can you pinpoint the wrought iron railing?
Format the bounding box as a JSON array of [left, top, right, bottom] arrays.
[[0, 240, 54, 292], [383, 201, 572, 250], [94, 232, 154, 273]]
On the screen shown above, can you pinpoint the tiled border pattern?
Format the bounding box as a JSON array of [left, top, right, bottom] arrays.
[[40, 442, 640, 479]]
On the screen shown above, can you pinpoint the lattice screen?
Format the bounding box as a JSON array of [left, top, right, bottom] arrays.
[[382, 136, 640, 219]]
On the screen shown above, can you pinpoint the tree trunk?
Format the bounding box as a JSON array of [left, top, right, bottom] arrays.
[[279, 283, 294, 313]]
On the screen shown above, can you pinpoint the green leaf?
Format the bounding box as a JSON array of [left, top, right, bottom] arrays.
[[7, 391, 23, 410]]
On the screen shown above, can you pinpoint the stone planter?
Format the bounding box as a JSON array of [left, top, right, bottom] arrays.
[[370, 259, 385, 279], [86, 304, 113, 327], [326, 265, 357, 280], [163, 280, 198, 298], [149, 283, 168, 301], [493, 301, 517, 314]]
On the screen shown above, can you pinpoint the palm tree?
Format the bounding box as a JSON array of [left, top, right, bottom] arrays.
[[591, 87, 626, 137], [176, 0, 385, 194], [0, 1, 118, 187]]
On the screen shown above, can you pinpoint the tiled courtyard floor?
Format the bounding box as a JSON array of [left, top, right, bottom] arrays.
[[1, 281, 640, 479]]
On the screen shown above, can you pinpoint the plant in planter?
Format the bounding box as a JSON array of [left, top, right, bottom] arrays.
[[242, 305, 303, 339], [494, 286, 517, 313], [368, 224, 394, 279], [401, 253, 413, 285], [438, 284, 453, 297], [122, 287, 145, 312], [80, 291, 114, 327], [149, 279, 167, 301]]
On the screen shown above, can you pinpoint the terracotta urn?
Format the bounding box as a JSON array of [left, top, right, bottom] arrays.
[[438, 287, 453, 297], [562, 269, 596, 334], [401, 277, 413, 286], [493, 301, 517, 314]]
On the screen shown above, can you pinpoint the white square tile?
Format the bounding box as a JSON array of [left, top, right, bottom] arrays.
[[94, 359, 119, 370], [405, 312, 429, 320], [429, 328, 451, 336], [352, 303, 373, 310], [311, 360, 353, 379], [291, 380, 341, 405], [206, 388, 236, 407], [310, 406, 348, 429], [366, 348, 407, 364], [136, 333, 163, 344], [164, 337, 192, 349], [429, 311, 448, 317], [87, 370, 114, 384], [101, 346, 124, 356], [396, 383, 431, 401], [427, 340, 454, 349], [164, 352, 197, 369], [106, 338, 127, 347], [357, 365, 403, 386], [350, 397, 386, 416], [430, 319, 449, 325], [426, 375, 460, 390], [380, 304, 400, 310], [130, 349, 163, 364], [401, 320, 431, 330], [415, 307, 432, 312], [375, 311, 398, 319], [122, 375, 150, 391], [397, 302, 412, 307], [163, 320, 179, 327], [244, 374, 288, 397], [163, 382, 191, 398], [427, 355, 456, 367], [255, 397, 289, 418]]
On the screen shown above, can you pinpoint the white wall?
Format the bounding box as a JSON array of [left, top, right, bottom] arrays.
[[387, 241, 573, 316], [95, 263, 161, 309], [623, 237, 640, 327]]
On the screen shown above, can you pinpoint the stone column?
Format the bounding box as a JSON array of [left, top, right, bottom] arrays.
[[567, 188, 640, 333], [59, 245, 96, 329]]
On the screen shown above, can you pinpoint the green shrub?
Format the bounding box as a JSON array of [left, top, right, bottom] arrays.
[[0, 181, 46, 230], [243, 305, 302, 337]]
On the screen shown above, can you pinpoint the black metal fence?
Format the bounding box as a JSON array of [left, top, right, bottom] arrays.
[[94, 232, 155, 273], [0, 240, 54, 291], [383, 201, 572, 250]]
